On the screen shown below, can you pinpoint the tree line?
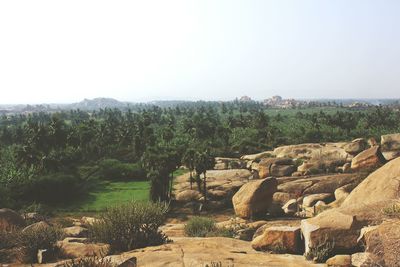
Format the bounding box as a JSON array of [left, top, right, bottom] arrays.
[[0, 101, 399, 208]]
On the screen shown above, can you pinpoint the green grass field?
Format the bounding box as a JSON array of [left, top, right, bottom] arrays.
[[55, 170, 188, 214], [56, 180, 150, 213]]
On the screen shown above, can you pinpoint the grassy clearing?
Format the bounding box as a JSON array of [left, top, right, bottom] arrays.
[[55, 180, 150, 213]]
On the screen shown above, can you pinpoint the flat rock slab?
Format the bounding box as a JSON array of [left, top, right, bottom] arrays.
[[106, 237, 324, 267]]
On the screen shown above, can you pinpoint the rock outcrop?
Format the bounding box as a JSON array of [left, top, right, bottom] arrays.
[[105, 237, 323, 267], [350, 146, 386, 170], [301, 157, 400, 255], [232, 178, 277, 218], [251, 226, 302, 254]]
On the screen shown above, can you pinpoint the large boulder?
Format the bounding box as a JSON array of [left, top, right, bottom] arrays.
[[241, 151, 274, 161], [277, 173, 361, 196], [0, 208, 25, 230], [344, 138, 368, 155], [273, 143, 348, 160], [174, 169, 252, 203], [381, 133, 400, 151], [302, 157, 400, 255], [350, 146, 386, 170], [232, 178, 277, 218], [258, 158, 294, 178], [358, 220, 400, 266], [58, 237, 110, 259], [104, 237, 322, 267], [251, 226, 302, 254]]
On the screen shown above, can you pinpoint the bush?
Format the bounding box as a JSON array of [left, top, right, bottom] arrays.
[[184, 216, 217, 237], [99, 159, 146, 181], [0, 229, 18, 262], [382, 202, 400, 218], [16, 224, 63, 263], [88, 201, 169, 253], [62, 253, 116, 267], [305, 237, 335, 263]]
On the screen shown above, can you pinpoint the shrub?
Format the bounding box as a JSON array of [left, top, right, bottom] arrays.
[[184, 216, 217, 237], [99, 159, 146, 181], [0, 229, 18, 262], [305, 236, 335, 263], [62, 253, 116, 267], [382, 202, 400, 218], [88, 201, 169, 253], [16, 224, 63, 263]]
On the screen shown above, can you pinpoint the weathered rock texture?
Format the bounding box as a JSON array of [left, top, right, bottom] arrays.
[[301, 157, 400, 255], [232, 178, 277, 218]]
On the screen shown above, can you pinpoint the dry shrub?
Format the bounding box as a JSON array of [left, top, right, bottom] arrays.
[[16, 224, 63, 263], [62, 253, 116, 267], [305, 236, 335, 263]]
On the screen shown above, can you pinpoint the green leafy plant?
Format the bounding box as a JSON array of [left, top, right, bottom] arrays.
[[185, 216, 217, 237], [88, 201, 169, 253]]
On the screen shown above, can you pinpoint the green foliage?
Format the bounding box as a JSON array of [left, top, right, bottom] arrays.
[[305, 237, 335, 263], [184, 216, 216, 237], [24, 172, 86, 203], [16, 225, 63, 263], [88, 201, 169, 253], [98, 159, 145, 181], [1, 102, 400, 210]]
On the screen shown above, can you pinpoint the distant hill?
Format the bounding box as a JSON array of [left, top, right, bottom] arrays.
[[67, 98, 130, 110]]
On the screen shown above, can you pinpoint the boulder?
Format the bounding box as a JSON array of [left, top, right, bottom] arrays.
[[301, 209, 359, 255], [273, 143, 347, 160], [302, 193, 334, 207], [302, 157, 400, 255], [22, 221, 50, 232], [0, 208, 25, 230], [333, 184, 355, 203], [359, 220, 400, 266], [381, 133, 400, 151], [63, 226, 88, 238], [277, 173, 361, 196], [81, 216, 99, 226], [270, 164, 296, 177], [104, 237, 322, 267], [344, 138, 368, 155], [58, 237, 110, 259], [282, 199, 298, 215], [241, 151, 274, 161], [351, 146, 386, 170], [175, 190, 202, 202], [351, 252, 375, 267], [258, 158, 294, 178], [232, 178, 277, 218], [325, 255, 351, 267], [382, 150, 400, 161], [251, 226, 302, 254]]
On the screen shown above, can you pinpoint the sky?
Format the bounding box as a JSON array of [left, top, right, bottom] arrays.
[[0, 0, 400, 104]]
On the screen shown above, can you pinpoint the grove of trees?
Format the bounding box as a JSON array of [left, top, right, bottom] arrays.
[[1, 100, 400, 209]]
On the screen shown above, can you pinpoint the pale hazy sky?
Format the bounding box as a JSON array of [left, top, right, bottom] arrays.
[[1, 0, 399, 104]]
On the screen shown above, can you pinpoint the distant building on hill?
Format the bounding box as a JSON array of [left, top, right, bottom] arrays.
[[239, 96, 252, 102]]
